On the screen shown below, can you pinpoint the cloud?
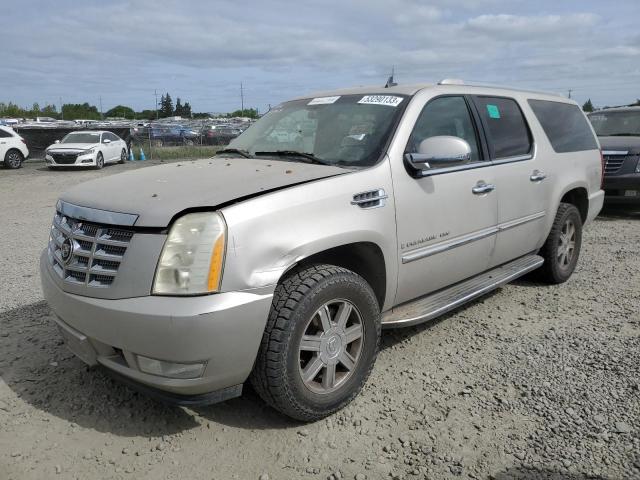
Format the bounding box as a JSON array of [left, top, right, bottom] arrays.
[[1, 0, 639, 111]]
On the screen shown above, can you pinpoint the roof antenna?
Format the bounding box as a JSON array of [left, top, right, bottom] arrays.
[[384, 66, 397, 88]]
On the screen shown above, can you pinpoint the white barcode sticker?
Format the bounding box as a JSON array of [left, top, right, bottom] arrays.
[[358, 95, 403, 107], [308, 96, 340, 105]]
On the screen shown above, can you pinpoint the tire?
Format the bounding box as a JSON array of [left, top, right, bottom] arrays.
[[4, 149, 23, 169], [119, 148, 126, 164], [154, 139, 163, 148], [184, 138, 194, 146], [250, 264, 380, 422], [536, 203, 583, 284], [94, 152, 104, 170]]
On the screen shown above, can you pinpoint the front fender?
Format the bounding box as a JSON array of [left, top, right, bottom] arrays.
[[219, 161, 398, 309]]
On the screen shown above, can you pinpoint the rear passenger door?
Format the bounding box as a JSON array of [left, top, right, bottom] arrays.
[[0, 128, 13, 159], [471, 96, 549, 266]]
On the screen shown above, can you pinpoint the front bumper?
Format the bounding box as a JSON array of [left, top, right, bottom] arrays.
[[45, 153, 95, 166], [40, 251, 274, 400], [603, 173, 640, 201]]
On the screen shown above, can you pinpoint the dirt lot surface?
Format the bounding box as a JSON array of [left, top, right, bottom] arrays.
[[1, 160, 639, 480]]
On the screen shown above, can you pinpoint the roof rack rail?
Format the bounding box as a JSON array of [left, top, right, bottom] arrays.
[[437, 79, 465, 85], [437, 79, 563, 97]]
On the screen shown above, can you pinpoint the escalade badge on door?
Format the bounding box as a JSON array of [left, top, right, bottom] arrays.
[[60, 237, 74, 264]]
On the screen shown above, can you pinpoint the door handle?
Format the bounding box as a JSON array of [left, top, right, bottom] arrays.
[[530, 170, 547, 182], [472, 183, 496, 195]]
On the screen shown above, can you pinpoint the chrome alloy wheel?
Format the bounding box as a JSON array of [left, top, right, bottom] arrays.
[[557, 218, 576, 268], [298, 299, 364, 394]]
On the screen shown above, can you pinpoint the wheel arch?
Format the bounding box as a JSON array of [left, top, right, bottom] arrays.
[[559, 186, 589, 223], [280, 241, 387, 310]]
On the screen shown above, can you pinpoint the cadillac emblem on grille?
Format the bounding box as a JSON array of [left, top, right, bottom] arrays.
[[60, 237, 74, 263]]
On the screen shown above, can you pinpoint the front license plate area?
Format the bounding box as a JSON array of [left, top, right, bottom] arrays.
[[57, 323, 98, 366], [624, 190, 639, 197]]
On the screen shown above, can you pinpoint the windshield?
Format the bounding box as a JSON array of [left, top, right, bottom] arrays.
[[226, 94, 408, 167], [589, 111, 640, 136], [61, 132, 101, 144]]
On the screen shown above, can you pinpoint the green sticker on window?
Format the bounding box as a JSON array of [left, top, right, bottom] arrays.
[[487, 104, 501, 119]]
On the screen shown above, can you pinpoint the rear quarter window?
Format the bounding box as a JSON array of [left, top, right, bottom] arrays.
[[528, 99, 598, 153], [473, 96, 532, 159]]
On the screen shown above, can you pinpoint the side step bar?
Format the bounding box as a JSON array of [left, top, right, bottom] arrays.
[[382, 254, 544, 328]]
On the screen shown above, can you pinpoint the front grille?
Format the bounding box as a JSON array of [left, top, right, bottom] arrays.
[[48, 211, 134, 288], [603, 155, 626, 175], [51, 152, 79, 164]]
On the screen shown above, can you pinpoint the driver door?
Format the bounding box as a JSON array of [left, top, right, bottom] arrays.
[[390, 95, 498, 305]]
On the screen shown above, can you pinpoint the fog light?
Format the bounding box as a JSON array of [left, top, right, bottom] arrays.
[[82, 159, 93, 164], [137, 355, 206, 379]]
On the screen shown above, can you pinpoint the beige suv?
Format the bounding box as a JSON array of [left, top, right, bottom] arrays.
[[41, 80, 604, 420]]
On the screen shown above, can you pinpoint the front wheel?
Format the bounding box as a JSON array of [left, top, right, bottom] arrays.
[[536, 203, 583, 284], [94, 152, 104, 170], [4, 149, 23, 169], [250, 264, 380, 421], [119, 148, 126, 164]]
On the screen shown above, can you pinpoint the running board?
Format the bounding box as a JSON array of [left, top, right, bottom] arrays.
[[382, 254, 544, 328]]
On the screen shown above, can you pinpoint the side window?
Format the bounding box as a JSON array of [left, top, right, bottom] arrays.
[[0, 129, 13, 138], [108, 132, 119, 141], [406, 96, 481, 162], [473, 96, 532, 159], [528, 99, 598, 153]]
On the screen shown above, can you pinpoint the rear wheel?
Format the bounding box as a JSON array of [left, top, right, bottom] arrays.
[[250, 264, 380, 421], [536, 203, 582, 284], [119, 148, 126, 164], [4, 149, 23, 169], [94, 152, 104, 170]]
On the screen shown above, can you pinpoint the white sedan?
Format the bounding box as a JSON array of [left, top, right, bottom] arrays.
[[0, 125, 30, 169], [45, 131, 128, 169]]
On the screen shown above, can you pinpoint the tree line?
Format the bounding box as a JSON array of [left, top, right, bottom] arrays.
[[0, 92, 260, 121]]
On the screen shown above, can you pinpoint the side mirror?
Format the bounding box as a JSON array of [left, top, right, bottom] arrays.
[[103, 139, 111, 144], [405, 136, 471, 173], [54, 140, 60, 144]]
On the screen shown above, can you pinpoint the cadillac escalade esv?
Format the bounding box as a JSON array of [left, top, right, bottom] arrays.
[[41, 81, 604, 421]]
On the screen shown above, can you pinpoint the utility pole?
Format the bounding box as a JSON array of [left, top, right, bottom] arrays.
[[59, 97, 63, 120], [240, 82, 244, 116], [99, 96, 103, 119], [154, 90, 159, 120], [568, 89, 573, 99]]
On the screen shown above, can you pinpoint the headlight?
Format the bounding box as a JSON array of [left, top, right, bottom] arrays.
[[152, 212, 226, 295], [81, 148, 95, 156]]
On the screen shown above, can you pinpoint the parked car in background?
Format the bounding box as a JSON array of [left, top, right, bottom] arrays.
[[202, 124, 241, 145], [588, 106, 640, 201], [137, 124, 199, 147], [45, 131, 127, 169], [41, 81, 603, 421], [0, 125, 29, 169]]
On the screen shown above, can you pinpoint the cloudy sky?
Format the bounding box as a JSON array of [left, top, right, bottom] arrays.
[[3, 0, 639, 114]]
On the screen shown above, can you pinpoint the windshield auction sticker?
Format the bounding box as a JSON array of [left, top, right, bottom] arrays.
[[308, 96, 341, 105], [358, 95, 403, 107]]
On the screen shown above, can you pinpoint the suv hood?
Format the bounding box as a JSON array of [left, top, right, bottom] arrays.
[[598, 136, 640, 155], [48, 143, 98, 151], [60, 157, 347, 227]]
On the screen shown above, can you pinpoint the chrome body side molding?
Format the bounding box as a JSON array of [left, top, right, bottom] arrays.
[[401, 211, 545, 264]]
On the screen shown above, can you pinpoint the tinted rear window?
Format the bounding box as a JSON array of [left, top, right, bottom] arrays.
[[528, 100, 598, 153], [473, 96, 532, 159]]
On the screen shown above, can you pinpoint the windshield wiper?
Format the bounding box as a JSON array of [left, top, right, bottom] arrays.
[[254, 150, 330, 166], [607, 133, 637, 137], [216, 148, 253, 158]]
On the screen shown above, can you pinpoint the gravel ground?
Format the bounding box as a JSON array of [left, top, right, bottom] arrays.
[[1, 160, 639, 480]]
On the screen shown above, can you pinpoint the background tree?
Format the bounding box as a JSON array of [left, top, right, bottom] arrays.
[[61, 103, 101, 120], [105, 105, 135, 118], [41, 104, 58, 117], [159, 92, 173, 117], [582, 99, 594, 112], [227, 108, 258, 119], [175, 98, 183, 116], [183, 101, 192, 117]]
